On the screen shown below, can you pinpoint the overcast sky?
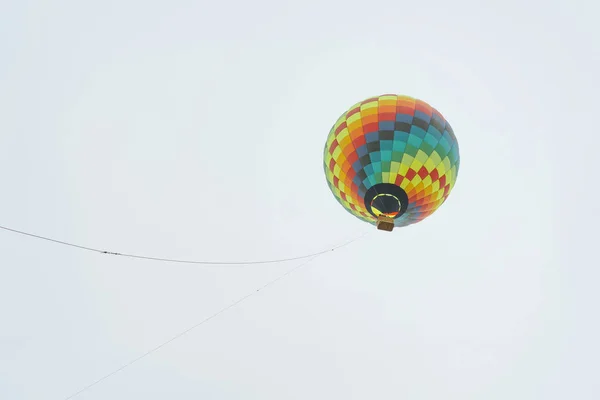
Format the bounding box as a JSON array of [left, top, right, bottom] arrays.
[[1, 0, 598, 399]]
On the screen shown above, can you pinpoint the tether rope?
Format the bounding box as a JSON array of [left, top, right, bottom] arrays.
[[0, 224, 365, 265]]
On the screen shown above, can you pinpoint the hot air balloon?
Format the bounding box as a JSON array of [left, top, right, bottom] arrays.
[[323, 94, 460, 231]]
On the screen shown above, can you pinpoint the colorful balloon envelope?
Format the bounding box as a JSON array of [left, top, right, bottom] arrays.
[[323, 94, 460, 231]]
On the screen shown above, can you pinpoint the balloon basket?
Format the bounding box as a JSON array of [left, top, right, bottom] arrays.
[[376, 215, 395, 232]]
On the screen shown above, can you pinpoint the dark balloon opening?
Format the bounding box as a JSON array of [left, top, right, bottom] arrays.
[[363, 183, 409, 219]]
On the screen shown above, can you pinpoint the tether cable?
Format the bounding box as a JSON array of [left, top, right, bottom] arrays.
[[0, 224, 365, 265], [62, 231, 368, 399]]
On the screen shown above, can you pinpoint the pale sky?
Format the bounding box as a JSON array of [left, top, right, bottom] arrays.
[[1, 0, 598, 399]]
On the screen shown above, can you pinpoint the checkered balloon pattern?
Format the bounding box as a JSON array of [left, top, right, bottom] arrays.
[[323, 94, 460, 228]]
